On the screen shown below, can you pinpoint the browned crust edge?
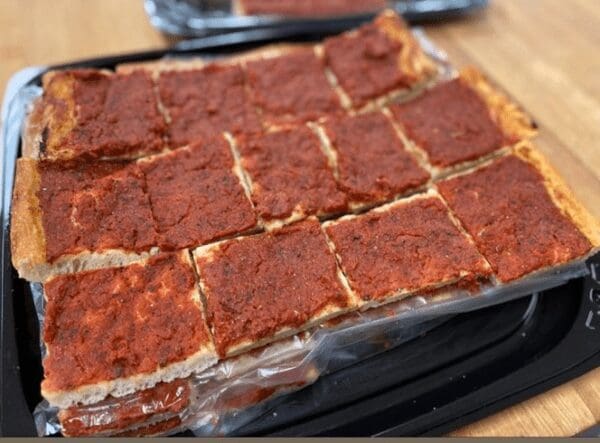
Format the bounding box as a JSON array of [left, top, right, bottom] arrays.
[[459, 66, 538, 142], [10, 158, 47, 281], [513, 141, 600, 247], [115, 58, 206, 77], [376, 10, 439, 89]]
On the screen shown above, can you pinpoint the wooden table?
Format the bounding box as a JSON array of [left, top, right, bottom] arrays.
[[2, 0, 599, 437]]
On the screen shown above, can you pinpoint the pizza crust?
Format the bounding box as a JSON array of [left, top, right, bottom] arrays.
[[43, 343, 216, 409], [10, 158, 46, 281], [42, 251, 219, 408], [376, 10, 439, 91], [9, 158, 160, 282], [459, 66, 537, 142], [513, 141, 600, 248]]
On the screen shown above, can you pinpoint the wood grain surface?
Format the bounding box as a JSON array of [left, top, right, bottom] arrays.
[[1, 0, 599, 437]]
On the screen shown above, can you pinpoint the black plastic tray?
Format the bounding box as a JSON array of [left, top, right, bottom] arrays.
[[1, 28, 599, 437]]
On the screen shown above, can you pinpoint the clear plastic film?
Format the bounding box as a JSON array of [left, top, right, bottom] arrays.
[[8, 31, 589, 436], [32, 258, 589, 436]]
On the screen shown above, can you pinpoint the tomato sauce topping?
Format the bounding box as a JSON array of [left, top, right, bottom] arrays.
[[236, 126, 347, 221], [389, 78, 507, 168], [195, 219, 352, 357], [139, 137, 258, 250], [323, 20, 407, 107], [45, 70, 166, 159], [437, 155, 592, 282], [322, 111, 429, 203], [245, 49, 342, 126], [325, 196, 490, 301], [158, 63, 261, 148], [239, 0, 386, 17], [38, 160, 159, 262], [42, 253, 211, 392]]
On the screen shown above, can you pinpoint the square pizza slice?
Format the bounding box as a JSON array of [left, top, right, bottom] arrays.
[[25, 69, 167, 160], [41, 251, 217, 408], [11, 158, 160, 282], [389, 67, 536, 175], [234, 126, 347, 229], [317, 110, 430, 210], [157, 62, 262, 148], [437, 142, 600, 282], [323, 190, 492, 307], [322, 10, 437, 109], [138, 135, 259, 250], [193, 219, 358, 357], [245, 47, 343, 128]]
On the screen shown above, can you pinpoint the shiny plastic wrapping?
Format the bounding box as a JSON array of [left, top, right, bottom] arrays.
[[11, 30, 590, 436], [32, 259, 589, 436]]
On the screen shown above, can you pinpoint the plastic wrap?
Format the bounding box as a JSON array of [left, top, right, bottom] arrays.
[[8, 31, 591, 437], [32, 258, 589, 436]]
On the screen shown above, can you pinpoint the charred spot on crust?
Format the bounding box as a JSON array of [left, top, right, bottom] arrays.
[[39, 126, 48, 157]]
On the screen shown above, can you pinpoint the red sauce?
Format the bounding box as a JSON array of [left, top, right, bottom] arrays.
[[437, 155, 592, 282], [239, 0, 386, 17], [114, 416, 182, 437], [236, 126, 347, 221], [46, 69, 166, 159], [323, 112, 429, 203], [158, 63, 262, 148], [38, 160, 159, 262], [323, 20, 408, 107], [324, 197, 490, 301], [42, 253, 211, 392], [140, 137, 257, 250], [59, 380, 190, 437], [196, 219, 350, 357], [389, 79, 507, 168], [245, 49, 342, 126]]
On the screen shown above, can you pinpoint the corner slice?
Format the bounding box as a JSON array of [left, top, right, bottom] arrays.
[[27, 69, 166, 160], [233, 126, 347, 229], [389, 67, 537, 175], [193, 218, 359, 357], [41, 251, 217, 408], [437, 142, 598, 283], [322, 9, 438, 109], [323, 190, 492, 308], [10, 158, 160, 282]]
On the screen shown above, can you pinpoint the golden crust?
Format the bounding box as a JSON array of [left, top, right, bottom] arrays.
[[22, 97, 45, 158], [513, 141, 600, 247], [116, 58, 206, 78], [376, 10, 438, 89], [459, 66, 537, 142], [10, 158, 47, 281], [38, 70, 80, 161]]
